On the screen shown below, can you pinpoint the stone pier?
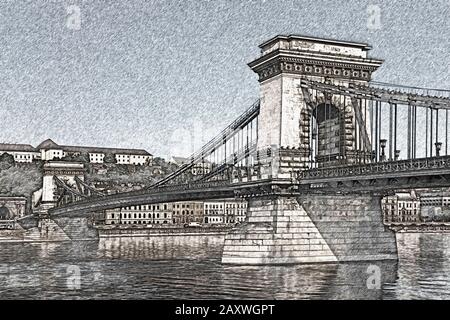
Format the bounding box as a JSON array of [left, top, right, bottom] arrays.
[[300, 195, 398, 262], [222, 195, 397, 265]]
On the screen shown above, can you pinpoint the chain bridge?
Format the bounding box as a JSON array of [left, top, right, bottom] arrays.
[[46, 35, 450, 265]]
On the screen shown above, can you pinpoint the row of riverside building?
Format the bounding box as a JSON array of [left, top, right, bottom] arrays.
[[101, 191, 450, 227], [102, 199, 248, 226], [382, 190, 450, 223]]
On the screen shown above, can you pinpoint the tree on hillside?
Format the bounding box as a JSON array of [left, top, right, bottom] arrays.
[[0, 153, 15, 170], [152, 157, 165, 166], [103, 153, 117, 164], [61, 152, 90, 163]]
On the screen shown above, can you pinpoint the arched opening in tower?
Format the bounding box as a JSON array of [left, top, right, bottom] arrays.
[[310, 103, 342, 168], [0, 206, 11, 220]]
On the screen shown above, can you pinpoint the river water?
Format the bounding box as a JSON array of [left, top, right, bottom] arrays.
[[0, 233, 450, 300]]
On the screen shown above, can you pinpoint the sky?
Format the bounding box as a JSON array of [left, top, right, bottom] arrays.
[[0, 0, 449, 158]]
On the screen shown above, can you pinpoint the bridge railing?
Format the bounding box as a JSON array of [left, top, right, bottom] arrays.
[[299, 155, 450, 181], [370, 81, 450, 100]]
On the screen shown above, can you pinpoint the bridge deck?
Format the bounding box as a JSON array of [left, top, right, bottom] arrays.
[[50, 180, 236, 217], [49, 156, 450, 217]]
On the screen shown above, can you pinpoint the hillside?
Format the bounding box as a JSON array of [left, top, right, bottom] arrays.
[[0, 155, 43, 213], [83, 157, 181, 193], [0, 153, 180, 209]]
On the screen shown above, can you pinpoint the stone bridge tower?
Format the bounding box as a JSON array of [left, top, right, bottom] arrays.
[[249, 35, 383, 170], [39, 161, 86, 211], [31, 161, 95, 241], [222, 36, 397, 265]]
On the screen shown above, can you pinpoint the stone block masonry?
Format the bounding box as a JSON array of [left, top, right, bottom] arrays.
[[53, 217, 98, 240], [222, 194, 397, 265], [222, 197, 337, 265], [300, 194, 397, 262]]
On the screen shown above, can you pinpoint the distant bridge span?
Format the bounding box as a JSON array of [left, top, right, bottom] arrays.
[[49, 181, 235, 218]]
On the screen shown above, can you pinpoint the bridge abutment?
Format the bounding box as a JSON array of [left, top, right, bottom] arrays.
[[300, 194, 398, 262], [222, 196, 337, 264], [222, 194, 397, 265]]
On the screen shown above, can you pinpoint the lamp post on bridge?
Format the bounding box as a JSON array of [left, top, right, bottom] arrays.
[[435, 142, 442, 157], [336, 155, 345, 165], [395, 150, 401, 161], [371, 150, 376, 162], [380, 139, 387, 162]]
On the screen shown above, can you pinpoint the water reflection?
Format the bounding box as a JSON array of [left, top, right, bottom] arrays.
[[98, 236, 224, 260], [1, 233, 450, 299], [31, 242, 61, 259], [384, 233, 450, 300], [0, 236, 398, 299]]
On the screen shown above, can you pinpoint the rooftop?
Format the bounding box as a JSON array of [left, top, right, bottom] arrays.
[[252, 35, 385, 69], [2, 139, 153, 156], [38, 139, 152, 156], [60, 144, 152, 156], [36, 139, 59, 150], [259, 34, 372, 51], [0, 143, 37, 152], [0, 196, 27, 200]]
